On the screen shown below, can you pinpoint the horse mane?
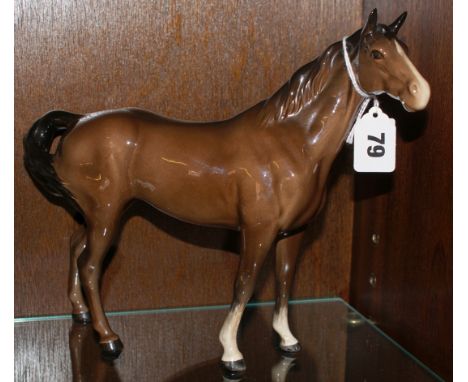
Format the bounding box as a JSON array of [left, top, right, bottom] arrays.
[[262, 30, 361, 124]]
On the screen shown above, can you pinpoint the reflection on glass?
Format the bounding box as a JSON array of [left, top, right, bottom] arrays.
[[67, 318, 301, 381], [15, 299, 443, 381], [69, 322, 122, 382]]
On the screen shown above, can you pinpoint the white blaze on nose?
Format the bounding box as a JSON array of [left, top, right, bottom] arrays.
[[395, 41, 431, 110]]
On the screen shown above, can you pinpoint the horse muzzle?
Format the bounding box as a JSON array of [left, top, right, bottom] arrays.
[[401, 76, 431, 112]]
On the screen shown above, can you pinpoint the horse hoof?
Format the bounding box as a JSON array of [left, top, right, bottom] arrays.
[[100, 339, 124, 360], [221, 359, 246, 375], [72, 312, 91, 324], [280, 342, 301, 353]]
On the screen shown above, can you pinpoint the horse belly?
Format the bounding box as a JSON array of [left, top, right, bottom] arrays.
[[131, 141, 239, 228], [134, 177, 239, 228]]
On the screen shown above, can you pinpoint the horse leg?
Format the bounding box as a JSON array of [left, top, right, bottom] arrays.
[[273, 231, 304, 353], [271, 355, 296, 382], [68, 226, 90, 324], [219, 224, 277, 373], [78, 208, 123, 358], [69, 322, 90, 380]]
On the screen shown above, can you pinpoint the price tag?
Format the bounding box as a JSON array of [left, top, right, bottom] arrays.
[[353, 106, 396, 173]]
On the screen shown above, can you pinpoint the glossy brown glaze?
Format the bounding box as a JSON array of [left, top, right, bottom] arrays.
[[15, 0, 359, 319], [23, 9, 430, 373]]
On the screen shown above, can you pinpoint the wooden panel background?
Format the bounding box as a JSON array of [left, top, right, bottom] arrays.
[[351, 1, 452, 380], [15, 0, 361, 317]]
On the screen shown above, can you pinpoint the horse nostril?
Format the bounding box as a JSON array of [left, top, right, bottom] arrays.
[[409, 82, 419, 95]]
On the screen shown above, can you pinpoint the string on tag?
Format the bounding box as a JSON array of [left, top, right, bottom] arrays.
[[342, 36, 379, 144]]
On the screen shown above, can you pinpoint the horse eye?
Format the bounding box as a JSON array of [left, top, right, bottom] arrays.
[[371, 50, 384, 60]]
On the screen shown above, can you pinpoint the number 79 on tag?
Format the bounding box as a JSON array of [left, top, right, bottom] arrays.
[[353, 106, 396, 173]]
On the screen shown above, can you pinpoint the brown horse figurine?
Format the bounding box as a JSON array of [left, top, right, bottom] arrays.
[[24, 9, 429, 374]]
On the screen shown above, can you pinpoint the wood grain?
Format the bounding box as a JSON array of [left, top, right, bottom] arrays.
[[15, 0, 361, 316], [351, 2, 452, 380], [14, 301, 348, 381], [15, 300, 438, 381], [345, 319, 440, 381]]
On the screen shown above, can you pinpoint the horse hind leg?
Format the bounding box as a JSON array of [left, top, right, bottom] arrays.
[[273, 231, 304, 353], [77, 203, 125, 359], [69, 226, 91, 324]]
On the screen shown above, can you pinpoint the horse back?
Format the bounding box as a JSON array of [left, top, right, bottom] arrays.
[[54, 108, 245, 227]]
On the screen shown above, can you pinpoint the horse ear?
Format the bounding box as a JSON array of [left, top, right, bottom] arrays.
[[362, 8, 378, 37], [389, 12, 407, 35]]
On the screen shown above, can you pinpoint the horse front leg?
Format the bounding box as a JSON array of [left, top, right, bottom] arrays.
[[271, 355, 296, 382], [273, 231, 304, 353], [219, 223, 278, 373]]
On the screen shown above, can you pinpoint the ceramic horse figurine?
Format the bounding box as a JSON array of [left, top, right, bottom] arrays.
[[24, 9, 430, 374]]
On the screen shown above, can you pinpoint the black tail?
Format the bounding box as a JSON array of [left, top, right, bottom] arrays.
[[23, 110, 83, 215]]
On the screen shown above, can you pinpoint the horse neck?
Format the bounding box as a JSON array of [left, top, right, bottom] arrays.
[[261, 41, 363, 158], [303, 54, 362, 154]]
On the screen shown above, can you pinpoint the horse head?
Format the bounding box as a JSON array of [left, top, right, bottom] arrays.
[[356, 9, 430, 111]]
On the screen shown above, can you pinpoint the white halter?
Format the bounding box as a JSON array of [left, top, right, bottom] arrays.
[[342, 36, 379, 144]]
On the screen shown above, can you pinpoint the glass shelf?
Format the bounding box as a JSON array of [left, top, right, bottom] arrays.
[[14, 298, 443, 381]]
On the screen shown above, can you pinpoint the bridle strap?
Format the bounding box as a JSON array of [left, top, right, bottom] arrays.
[[342, 36, 379, 144]]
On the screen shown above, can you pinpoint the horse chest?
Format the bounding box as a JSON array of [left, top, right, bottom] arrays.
[[277, 165, 327, 230]]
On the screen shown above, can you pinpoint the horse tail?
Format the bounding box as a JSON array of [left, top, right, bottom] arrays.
[[23, 110, 84, 215]]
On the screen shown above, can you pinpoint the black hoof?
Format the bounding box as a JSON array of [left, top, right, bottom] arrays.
[[221, 359, 246, 376], [280, 342, 302, 353], [72, 312, 91, 324], [100, 339, 124, 360]]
